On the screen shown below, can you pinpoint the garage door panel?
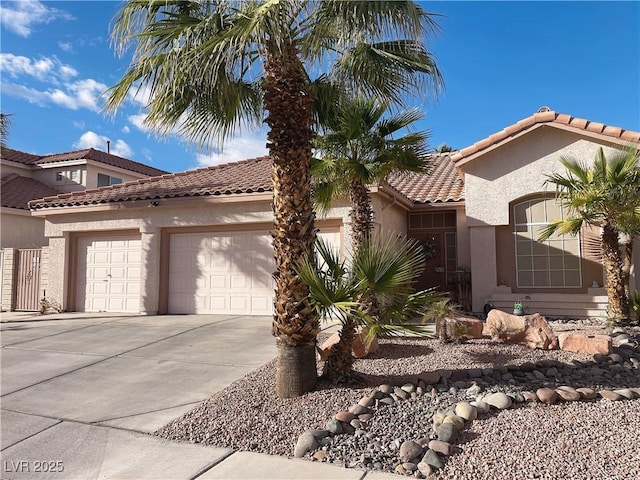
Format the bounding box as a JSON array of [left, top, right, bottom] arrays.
[[168, 228, 340, 315], [77, 236, 141, 313]]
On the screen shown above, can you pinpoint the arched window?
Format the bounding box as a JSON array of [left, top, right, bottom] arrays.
[[514, 198, 581, 287]]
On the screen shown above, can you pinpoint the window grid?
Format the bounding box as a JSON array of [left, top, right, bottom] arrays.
[[514, 198, 581, 288]]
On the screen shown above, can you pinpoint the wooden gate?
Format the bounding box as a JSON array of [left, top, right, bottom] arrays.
[[15, 249, 42, 311]]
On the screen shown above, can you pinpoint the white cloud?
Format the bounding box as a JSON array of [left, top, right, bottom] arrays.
[[128, 113, 151, 133], [74, 131, 134, 158], [122, 125, 131, 134], [196, 131, 268, 167], [73, 120, 86, 129], [0, 0, 74, 37], [58, 41, 74, 52], [0, 53, 78, 81], [1, 77, 106, 111]]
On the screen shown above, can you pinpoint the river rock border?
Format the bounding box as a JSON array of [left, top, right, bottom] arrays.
[[294, 330, 640, 477]]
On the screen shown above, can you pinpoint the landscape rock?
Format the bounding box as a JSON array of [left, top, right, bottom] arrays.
[[437, 314, 484, 340], [486, 310, 557, 349], [557, 333, 612, 355], [422, 449, 444, 470], [483, 392, 512, 409], [294, 432, 318, 458], [417, 462, 433, 477], [599, 390, 623, 401], [399, 440, 423, 463], [555, 386, 581, 401], [455, 401, 478, 421], [428, 440, 454, 456], [576, 387, 598, 400], [536, 387, 559, 404], [435, 423, 458, 443]]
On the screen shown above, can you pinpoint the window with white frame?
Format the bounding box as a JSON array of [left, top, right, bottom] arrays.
[[514, 198, 581, 287]]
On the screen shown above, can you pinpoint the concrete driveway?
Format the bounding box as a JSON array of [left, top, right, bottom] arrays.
[[0, 313, 277, 479]]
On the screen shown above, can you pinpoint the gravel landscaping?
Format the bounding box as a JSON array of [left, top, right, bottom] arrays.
[[156, 319, 640, 479]]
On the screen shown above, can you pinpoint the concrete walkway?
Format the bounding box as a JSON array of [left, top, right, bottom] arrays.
[[0, 312, 396, 479]]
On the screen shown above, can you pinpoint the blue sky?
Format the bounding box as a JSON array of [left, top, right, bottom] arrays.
[[1, 1, 638, 174]]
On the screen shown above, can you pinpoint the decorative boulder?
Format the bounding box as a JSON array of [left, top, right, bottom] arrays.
[[436, 315, 484, 340], [319, 327, 379, 360], [557, 333, 611, 355], [486, 310, 558, 350]]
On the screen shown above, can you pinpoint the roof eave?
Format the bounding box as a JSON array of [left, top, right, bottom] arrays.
[[29, 191, 274, 216]]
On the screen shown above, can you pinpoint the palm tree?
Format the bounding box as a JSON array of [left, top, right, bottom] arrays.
[[313, 96, 431, 252], [541, 147, 640, 324], [0, 113, 12, 147], [435, 143, 454, 153], [297, 233, 439, 380], [104, 0, 443, 397]]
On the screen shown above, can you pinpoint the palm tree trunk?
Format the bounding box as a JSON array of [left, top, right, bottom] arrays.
[[323, 318, 357, 379], [349, 179, 374, 252], [622, 235, 634, 299], [601, 224, 629, 322], [264, 40, 318, 398]]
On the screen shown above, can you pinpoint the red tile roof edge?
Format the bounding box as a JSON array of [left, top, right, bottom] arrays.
[[2, 146, 169, 177], [451, 111, 640, 164], [29, 156, 272, 209]]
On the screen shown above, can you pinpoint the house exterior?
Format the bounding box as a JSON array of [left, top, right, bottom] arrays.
[[17, 110, 640, 318], [1, 146, 168, 311]]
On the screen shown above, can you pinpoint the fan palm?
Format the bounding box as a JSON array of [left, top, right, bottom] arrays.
[[297, 232, 440, 380], [313, 96, 431, 251], [104, 0, 443, 397], [540, 147, 640, 323], [0, 113, 12, 147]]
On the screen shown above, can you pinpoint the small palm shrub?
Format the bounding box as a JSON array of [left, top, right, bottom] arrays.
[[297, 232, 442, 380], [423, 299, 467, 343]]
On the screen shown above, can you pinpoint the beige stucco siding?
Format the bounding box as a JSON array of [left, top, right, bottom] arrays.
[[41, 197, 354, 313], [1, 211, 47, 248], [1, 163, 32, 179], [462, 127, 626, 227], [371, 195, 408, 236]]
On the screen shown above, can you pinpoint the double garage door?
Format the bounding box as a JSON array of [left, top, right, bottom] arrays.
[[77, 229, 340, 315]]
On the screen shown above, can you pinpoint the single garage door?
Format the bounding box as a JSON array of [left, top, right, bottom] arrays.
[[168, 229, 341, 315], [77, 236, 142, 313]]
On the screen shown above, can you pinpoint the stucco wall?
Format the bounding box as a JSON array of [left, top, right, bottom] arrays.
[[1, 163, 31, 179], [462, 127, 626, 227], [0, 212, 47, 248], [41, 197, 354, 313], [84, 164, 152, 190], [33, 166, 86, 193], [461, 127, 634, 313], [371, 195, 408, 236]]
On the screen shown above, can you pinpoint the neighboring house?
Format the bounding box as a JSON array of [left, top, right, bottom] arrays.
[[19, 110, 640, 318], [1, 146, 169, 311]]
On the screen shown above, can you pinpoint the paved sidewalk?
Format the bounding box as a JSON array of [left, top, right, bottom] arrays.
[[0, 312, 396, 480]]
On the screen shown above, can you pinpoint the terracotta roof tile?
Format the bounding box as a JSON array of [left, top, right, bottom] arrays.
[[1, 147, 41, 165], [451, 111, 640, 164], [1, 146, 168, 177], [387, 154, 464, 204], [30, 156, 272, 209], [2, 174, 62, 210]]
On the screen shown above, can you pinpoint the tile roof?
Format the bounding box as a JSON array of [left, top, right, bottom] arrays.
[[386, 153, 464, 204], [29, 156, 272, 209], [0, 147, 41, 165], [1, 146, 169, 177], [2, 174, 62, 210], [451, 110, 640, 165]]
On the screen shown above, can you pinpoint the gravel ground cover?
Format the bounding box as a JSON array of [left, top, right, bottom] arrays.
[[157, 320, 640, 479]]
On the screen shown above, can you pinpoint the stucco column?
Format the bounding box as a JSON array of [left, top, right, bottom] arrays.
[[46, 236, 68, 310], [469, 226, 498, 314], [139, 228, 160, 315]]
